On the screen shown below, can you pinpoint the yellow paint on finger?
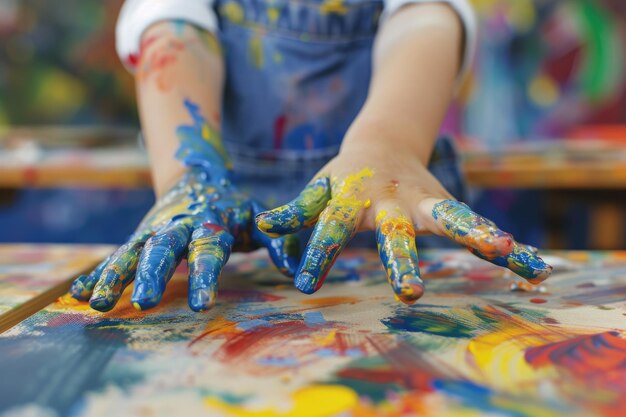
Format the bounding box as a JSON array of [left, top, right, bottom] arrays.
[[204, 385, 359, 417]]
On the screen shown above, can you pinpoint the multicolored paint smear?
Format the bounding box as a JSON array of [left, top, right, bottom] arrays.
[[69, 100, 298, 312], [259, 168, 374, 295], [0, 245, 114, 315], [433, 200, 553, 283], [2, 247, 626, 416]]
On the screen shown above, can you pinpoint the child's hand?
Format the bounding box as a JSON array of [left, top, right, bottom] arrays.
[[70, 166, 299, 312], [255, 145, 552, 304]]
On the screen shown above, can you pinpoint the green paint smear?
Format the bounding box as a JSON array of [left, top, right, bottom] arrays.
[[575, 0, 623, 101]]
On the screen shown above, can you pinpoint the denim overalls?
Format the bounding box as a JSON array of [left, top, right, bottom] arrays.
[[213, 0, 464, 208]]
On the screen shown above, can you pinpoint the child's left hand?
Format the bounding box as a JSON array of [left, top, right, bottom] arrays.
[[256, 144, 552, 304]]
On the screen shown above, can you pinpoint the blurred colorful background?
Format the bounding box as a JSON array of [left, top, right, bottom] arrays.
[[1, 0, 625, 248]]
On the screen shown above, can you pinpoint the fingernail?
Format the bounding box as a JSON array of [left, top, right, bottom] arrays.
[[295, 271, 318, 294], [69, 277, 90, 301], [131, 281, 162, 310], [527, 264, 553, 285], [395, 273, 425, 305], [89, 295, 115, 312], [189, 288, 216, 312]]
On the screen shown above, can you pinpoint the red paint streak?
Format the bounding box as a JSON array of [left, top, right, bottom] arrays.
[[216, 321, 312, 361], [326, 243, 340, 255], [527, 331, 626, 416], [337, 368, 406, 385], [202, 223, 225, 233], [576, 282, 596, 289], [126, 53, 139, 68], [530, 298, 547, 304], [139, 34, 161, 54], [273, 115, 287, 149], [466, 271, 495, 282], [526, 331, 626, 381], [315, 254, 340, 292]]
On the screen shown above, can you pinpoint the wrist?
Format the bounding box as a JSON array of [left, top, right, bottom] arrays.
[[341, 114, 435, 166]]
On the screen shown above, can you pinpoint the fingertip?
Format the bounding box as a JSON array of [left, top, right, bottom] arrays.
[[396, 280, 425, 305], [89, 295, 116, 312], [526, 264, 553, 285], [131, 280, 162, 310], [189, 288, 216, 312], [294, 271, 319, 294], [69, 275, 93, 301], [255, 209, 290, 237]]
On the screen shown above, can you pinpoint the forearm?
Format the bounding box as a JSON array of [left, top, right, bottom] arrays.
[[135, 21, 224, 196], [342, 3, 463, 165]]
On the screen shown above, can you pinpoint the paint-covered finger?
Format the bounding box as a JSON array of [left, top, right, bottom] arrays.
[[432, 200, 514, 258], [376, 208, 424, 304], [69, 255, 111, 301], [131, 222, 192, 310], [250, 200, 300, 277], [470, 243, 553, 284], [255, 177, 331, 237], [187, 223, 235, 311], [295, 169, 373, 294], [89, 239, 146, 312]]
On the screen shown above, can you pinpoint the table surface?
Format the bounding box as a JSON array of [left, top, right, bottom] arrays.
[[2, 128, 626, 189], [1, 245, 626, 416]]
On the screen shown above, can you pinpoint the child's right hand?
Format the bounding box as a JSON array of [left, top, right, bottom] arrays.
[[69, 166, 299, 312]]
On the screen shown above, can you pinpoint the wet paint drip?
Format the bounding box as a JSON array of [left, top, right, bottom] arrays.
[[176, 99, 233, 178], [375, 209, 424, 304], [296, 168, 374, 294], [432, 200, 513, 258], [509, 280, 547, 293], [69, 100, 299, 311], [255, 177, 331, 237]]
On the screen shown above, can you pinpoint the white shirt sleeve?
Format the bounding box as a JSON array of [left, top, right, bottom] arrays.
[[116, 0, 218, 70], [382, 0, 477, 85]]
